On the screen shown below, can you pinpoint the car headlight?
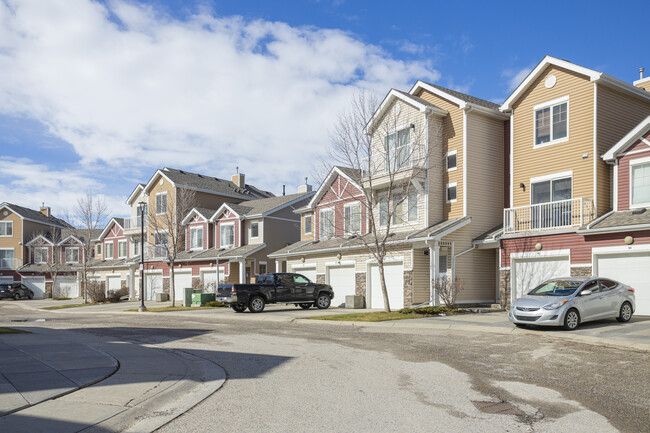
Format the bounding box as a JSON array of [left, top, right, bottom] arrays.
[[543, 300, 568, 310]]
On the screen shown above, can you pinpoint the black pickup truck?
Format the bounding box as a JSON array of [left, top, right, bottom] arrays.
[[217, 273, 334, 313]]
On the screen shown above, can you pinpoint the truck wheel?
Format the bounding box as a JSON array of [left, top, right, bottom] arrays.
[[315, 294, 331, 310], [298, 303, 312, 309], [249, 296, 266, 313], [231, 304, 247, 313]]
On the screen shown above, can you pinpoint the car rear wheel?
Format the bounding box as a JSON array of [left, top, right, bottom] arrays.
[[248, 296, 266, 313], [28, 291, 34, 300], [616, 302, 633, 323], [563, 309, 580, 331], [298, 303, 312, 309], [315, 293, 331, 310], [231, 303, 247, 313], [13, 293, 20, 300]]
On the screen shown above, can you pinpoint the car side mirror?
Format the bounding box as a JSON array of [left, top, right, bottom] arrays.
[[580, 290, 592, 296]]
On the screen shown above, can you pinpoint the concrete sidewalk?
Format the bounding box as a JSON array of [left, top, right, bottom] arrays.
[[0, 327, 226, 433]]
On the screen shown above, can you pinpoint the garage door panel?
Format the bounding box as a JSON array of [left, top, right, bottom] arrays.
[[369, 262, 404, 310], [513, 257, 569, 300], [173, 273, 192, 300], [23, 277, 45, 299], [327, 266, 356, 308], [145, 274, 163, 301], [596, 253, 650, 316], [54, 277, 79, 298], [201, 271, 217, 292]]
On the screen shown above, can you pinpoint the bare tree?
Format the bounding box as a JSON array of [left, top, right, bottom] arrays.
[[148, 187, 197, 306], [71, 191, 109, 304], [433, 275, 465, 308], [27, 230, 63, 297], [322, 90, 443, 312]]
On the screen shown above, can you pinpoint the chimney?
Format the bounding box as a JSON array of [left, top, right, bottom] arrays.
[[232, 173, 245, 187], [40, 203, 50, 217], [634, 67, 650, 92], [298, 177, 313, 193]]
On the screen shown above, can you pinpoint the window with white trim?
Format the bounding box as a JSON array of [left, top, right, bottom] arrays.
[[155, 192, 168, 215], [105, 242, 114, 259], [0, 221, 13, 237], [96, 244, 102, 256], [220, 224, 234, 248], [34, 247, 48, 264], [446, 183, 457, 203], [344, 203, 361, 234], [304, 215, 312, 234], [250, 222, 259, 238], [631, 162, 650, 206], [65, 247, 79, 263], [133, 240, 139, 256], [384, 127, 411, 171], [379, 197, 389, 227], [0, 249, 14, 268], [446, 151, 457, 171], [535, 99, 568, 146], [392, 194, 404, 225], [118, 240, 127, 258], [190, 226, 204, 249], [408, 191, 418, 222], [154, 232, 169, 257], [259, 262, 267, 275], [319, 208, 334, 238]]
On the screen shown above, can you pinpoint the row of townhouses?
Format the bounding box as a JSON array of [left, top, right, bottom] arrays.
[[1, 56, 649, 315]]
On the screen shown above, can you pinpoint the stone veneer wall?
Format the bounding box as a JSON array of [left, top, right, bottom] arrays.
[[355, 273, 366, 298], [403, 270, 414, 307], [570, 266, 592, 277], [499, 269, 511, 309], [317, 275, 325, 284], [163, 278, 170, 293]]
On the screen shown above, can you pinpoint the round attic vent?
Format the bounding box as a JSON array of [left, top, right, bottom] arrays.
[[545, 75, 557, 89]]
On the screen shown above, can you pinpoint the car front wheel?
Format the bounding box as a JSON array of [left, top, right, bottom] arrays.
[[616, 302, 633, 322], [248, 296, 266, 313], [28, 291, 34, 300], [563, 309, 580, 330], [315, 294, 331, 310], [13, 293, 20, 300]]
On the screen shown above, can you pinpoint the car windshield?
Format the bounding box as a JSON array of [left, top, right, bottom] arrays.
[[528, 280, 582, 297]]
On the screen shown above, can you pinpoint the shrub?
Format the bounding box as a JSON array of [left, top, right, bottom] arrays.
[[107, 286, 129, 303], [398, 306, 464, 315], [86, 281, 106, 303], [204, 300, 226, 308]]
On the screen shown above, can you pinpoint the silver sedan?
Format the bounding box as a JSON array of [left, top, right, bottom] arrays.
[[509, 277, 636, 330]]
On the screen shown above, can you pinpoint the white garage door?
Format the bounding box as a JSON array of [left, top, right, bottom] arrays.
[[201, 271, 217, 292], [596, 252, 650, 316], [22, 277, 45, 299], [292, 266, 317, 284], [173, 272, 192, 301], [106, 276, 121, 296], [512, 257, 570, 301], [54, 277, 79, 298], [145, 274, 163, 301], [327, 265, 356, 307], [369, 262, 404, 310], [0, 277, 14, 285]]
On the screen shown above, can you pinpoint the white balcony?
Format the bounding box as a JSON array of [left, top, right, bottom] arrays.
[[123, 216, 148, 234], [504, 198, 594, 235], [0, 258, 23, 270]]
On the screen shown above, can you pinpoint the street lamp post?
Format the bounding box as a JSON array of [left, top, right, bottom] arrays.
[[138, 201, 147, 312]]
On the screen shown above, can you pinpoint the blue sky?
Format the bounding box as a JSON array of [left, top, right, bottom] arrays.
[[0, 0, 647, 219]]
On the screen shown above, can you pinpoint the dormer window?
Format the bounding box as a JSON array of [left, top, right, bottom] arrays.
[[65, 248, 79, 263], [631, 159, 650, 207], [534, 97, 568, 147], [220, 224, 234, 248], [344, 203, 361, 234], [384, 127, 411, 171], [319, 208, 334, 238], [190, 226, 204, 249], [304, 215, 312, 234], [250, 222, 259, 238], [34, 247, 48, 264]]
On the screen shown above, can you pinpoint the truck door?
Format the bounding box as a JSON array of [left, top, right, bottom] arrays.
[[275, 274, 294, 302], [293, 274, 314, 301]]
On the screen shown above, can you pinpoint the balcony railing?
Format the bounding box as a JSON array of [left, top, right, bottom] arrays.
[[0, 258, 23, 270], [504, 198, 594, 234], [123, 216, 148, 232]]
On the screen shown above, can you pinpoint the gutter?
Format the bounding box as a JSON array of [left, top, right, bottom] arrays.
[[577, 223, 650, 235]]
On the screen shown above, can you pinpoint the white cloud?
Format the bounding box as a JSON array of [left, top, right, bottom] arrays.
[[0, 0, 442, 216], [0, 157, 127, 220], [502, 65, 534, 92]]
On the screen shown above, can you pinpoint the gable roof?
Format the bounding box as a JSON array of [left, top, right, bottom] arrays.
[[126, 184, 145, 205], [501, 55, 650, 111], [181, 207, 219, 225], [210, 192, 313, 221], [0, 203, 72, 229], [143, 167, 274, 201], [602, 116, 650, 162], [578, 209, 650, 234], [410, 81, 501, 110], [365, 88, 448, 134], [305, 166, 364, 210], [97, 218, 125, 241]]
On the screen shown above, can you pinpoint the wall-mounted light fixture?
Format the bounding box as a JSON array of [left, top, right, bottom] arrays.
[[582, 153, 589, 159], [625, 236, 634, 245], [519, 183, 526, 192], [301, 257, 305, 263], [336, 253, 342, 260], [535, 243, 542, 251]]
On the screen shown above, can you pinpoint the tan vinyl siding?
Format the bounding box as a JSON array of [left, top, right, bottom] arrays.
[[596, 84, 650, 215], [0, 211, 22, 264], [301, 213, 314, 241], [412, 248, 430, 304], [635, 80, 650, 92], [414, 89, 464, 219], [244, 219, 263, 245], [427, 115, 444, 224], [466, 111, 505, 233], [147, 174, 176, 245], [511, 66, 594, 209]]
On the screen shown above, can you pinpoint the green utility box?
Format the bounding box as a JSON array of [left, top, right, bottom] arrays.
[[191, 292, 215, 307], [183, 287, 195, 307]]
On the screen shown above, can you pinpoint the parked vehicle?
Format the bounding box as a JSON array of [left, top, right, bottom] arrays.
[[217, 273, 334, 313], [0, 283, 34, 300], [509, 277, 635, 330]]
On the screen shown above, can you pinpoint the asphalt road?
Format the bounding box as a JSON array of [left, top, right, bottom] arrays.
[[2, 303, 649, 433]]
